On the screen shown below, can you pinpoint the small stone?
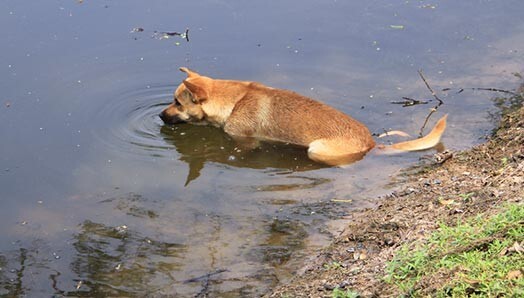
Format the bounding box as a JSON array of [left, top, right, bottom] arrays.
[[323, 283, 336, 290]]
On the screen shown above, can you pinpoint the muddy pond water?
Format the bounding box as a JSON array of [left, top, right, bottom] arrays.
[[1, 1, 523, 296]]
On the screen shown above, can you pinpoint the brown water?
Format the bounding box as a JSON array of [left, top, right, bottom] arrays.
[[1, 1, 523, 296]]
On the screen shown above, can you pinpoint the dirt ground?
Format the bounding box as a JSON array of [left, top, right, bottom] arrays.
[[267, 104, 523, 297]]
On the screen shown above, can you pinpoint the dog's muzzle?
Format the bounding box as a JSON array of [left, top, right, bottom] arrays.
[[158, 111, 168, 122], [159, 111, 185, 124]]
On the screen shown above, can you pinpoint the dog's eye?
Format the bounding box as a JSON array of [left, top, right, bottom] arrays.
[[174, 98, 182, 106]]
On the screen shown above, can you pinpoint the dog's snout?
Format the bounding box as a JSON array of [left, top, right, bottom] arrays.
[[159, 109, 185, 125], [159, 111, 167, 122]]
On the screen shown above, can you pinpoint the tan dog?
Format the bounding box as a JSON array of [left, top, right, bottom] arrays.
[[159, 67, 447, 165]]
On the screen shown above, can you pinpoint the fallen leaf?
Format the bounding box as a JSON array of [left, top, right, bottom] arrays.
[[439, 198, 455, 206], [508, 241, 524, 253], [506, 270, 522, 280], [499, 241, 523, 256]]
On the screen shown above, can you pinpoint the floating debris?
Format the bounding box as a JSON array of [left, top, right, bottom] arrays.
[[152, 28, 189, 42], [130, 27, 189, 43], [115, 225, 128, 234], [420, 4, 437, 9], [130, 27, 144, 33], [391, 97, 429, 107], [389, 25, 405, 30]]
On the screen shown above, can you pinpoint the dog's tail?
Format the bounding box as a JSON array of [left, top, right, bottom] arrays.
[[377, 114, 448, 153]]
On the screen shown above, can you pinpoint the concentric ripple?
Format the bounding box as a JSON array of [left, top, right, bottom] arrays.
[[91, 84, 326, 172], [92, 85, 175, 159]]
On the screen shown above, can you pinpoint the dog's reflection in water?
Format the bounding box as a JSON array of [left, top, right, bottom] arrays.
[[160, 124, 327, 185]]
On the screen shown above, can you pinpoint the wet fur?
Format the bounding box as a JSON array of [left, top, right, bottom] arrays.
[[160, 68, 447, 165]]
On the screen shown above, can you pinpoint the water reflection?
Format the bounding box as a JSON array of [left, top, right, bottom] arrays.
[[101, 193, 159, 219], [67, 220, 186, 296], [160, 123, 326, 185], [0, 240, 52, 297], [0, 249, 29, 297], [252, 219, 307, 266], [0, 192, 323, 297]]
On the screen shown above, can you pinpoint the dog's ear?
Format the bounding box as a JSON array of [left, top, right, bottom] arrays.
[[182, 77, 208, 103], [179, 67, 200, 78]]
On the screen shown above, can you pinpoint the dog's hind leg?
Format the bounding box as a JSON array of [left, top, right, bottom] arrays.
[[230, 135, 261, 150], [307, 138, 370, 166]]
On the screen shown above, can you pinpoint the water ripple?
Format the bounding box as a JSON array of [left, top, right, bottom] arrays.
[[92, 85, 175, 159]]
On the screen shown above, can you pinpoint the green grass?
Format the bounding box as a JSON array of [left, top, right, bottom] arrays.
[[332, 287, 359, 298], [385, 203, 524, 297], [324, 261, 344, 270]]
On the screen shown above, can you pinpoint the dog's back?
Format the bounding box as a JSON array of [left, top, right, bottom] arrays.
[[224, 83, 376, 153]]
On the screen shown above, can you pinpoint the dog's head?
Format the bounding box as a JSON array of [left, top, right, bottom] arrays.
[[159, 67, 211, 125]]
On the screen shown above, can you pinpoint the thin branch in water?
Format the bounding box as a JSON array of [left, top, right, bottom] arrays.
[[391, 97, 429, 107], [183, 269, 229, 283], [417, 70, 444, 137], [441, 87, 518, 96], [418, 70, 444, 105], [473, 87, 517, 95], [184, 268, 229, 298], [418, 107, 439, 137]]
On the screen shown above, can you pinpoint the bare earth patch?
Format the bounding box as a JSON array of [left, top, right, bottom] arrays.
[[267, 106, 523, 297]]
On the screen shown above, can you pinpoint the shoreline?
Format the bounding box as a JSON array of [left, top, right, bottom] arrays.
[[268, 101, 523, 297]]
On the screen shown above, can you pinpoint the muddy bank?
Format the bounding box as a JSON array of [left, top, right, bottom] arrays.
[[268, 101, 523, 297]]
